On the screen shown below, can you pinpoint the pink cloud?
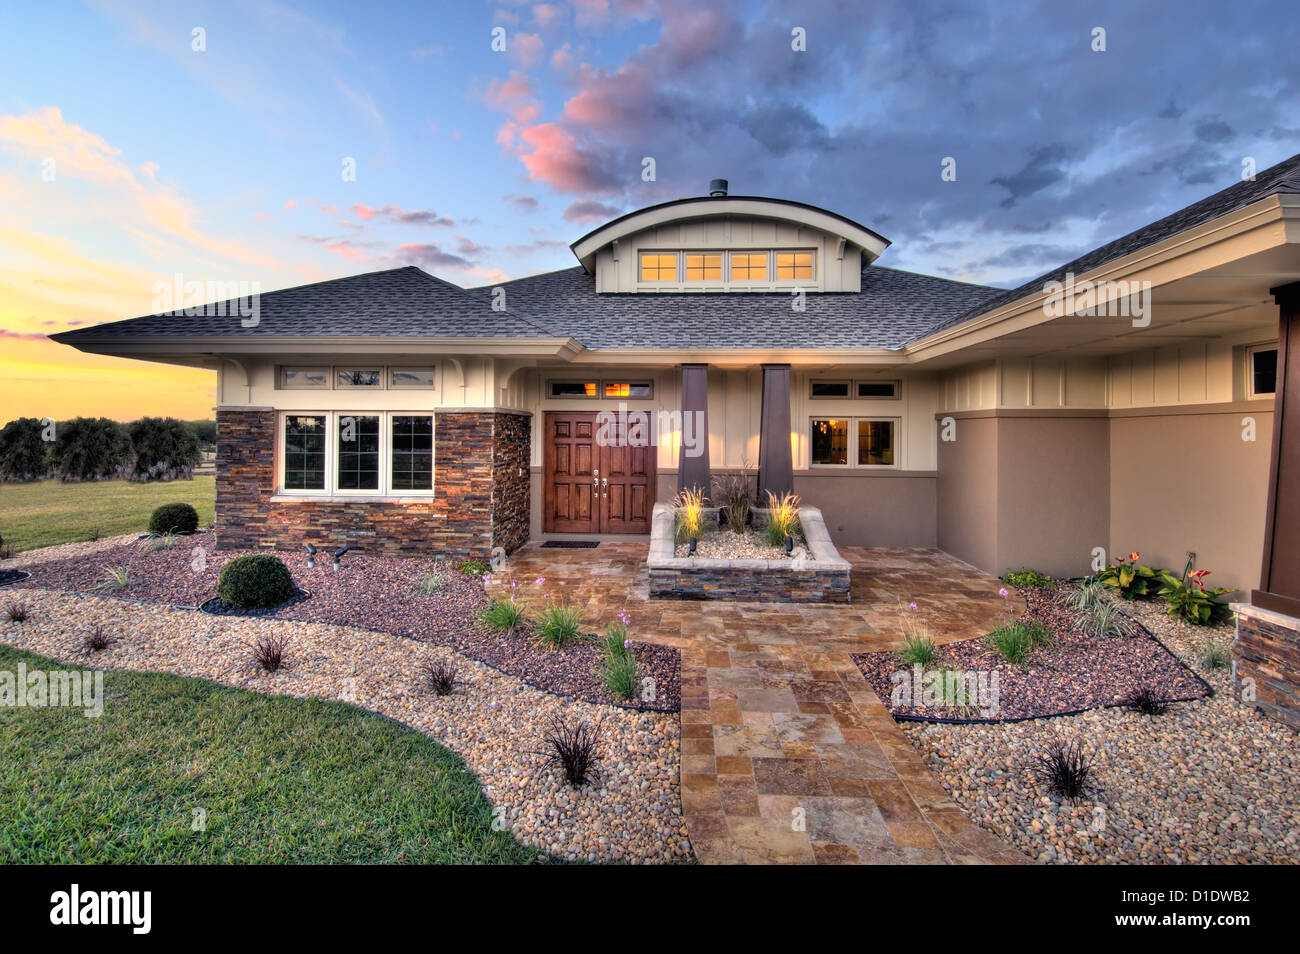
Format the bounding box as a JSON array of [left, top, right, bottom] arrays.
[[533, 3, 564, 28], [513, 32, 544, 68], [515, 123, 617, 193], [348, 203, 455, 227]]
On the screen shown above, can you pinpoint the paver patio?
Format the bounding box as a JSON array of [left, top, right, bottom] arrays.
[[489, 543, 1026, 864]]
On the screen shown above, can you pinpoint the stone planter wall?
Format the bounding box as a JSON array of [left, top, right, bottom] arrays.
[[216, 407, 530, 560], [648, 504, 851, 602], [1233, 602, 1300, 730]]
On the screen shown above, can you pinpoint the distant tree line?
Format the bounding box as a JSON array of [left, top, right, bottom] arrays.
[[0, 417, 215, 483]]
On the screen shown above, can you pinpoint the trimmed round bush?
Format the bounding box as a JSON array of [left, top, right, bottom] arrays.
[[217, 555, 297, 609], [148, 502, 200, 535]]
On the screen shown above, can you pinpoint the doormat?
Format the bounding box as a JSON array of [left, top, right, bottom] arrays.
[[541, 541, 600, 549]]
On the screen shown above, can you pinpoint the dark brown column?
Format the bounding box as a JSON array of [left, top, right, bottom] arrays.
[[1254, 282, 1300, 616], [677, 363, 711, 496], [758, 364, 793, 503]]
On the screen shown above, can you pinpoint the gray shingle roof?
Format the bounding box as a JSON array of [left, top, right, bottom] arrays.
[[470, 265, 1002, 349], [932, 152, 1300, 334], [50, 266, 560, 341]]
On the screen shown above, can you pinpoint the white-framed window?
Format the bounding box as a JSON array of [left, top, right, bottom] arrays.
[[280, 367, 330, 390], [729, 251, 768, 281], [684, 252, 722, 281], [809, 417, 899, 468], [336, 368, 382, 388], [810, 380, 852, 399], [548, 380, 599, 398], [808, 379, 902, 400], [776, 250, 814, 280], [277, 411, 434, 496], [857, 379, 901, 399], [638, 252, 677, 281], [389, 367, 437, 389], [1247, 344, 1278, 398]]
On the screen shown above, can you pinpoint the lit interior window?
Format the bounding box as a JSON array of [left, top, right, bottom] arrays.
[[685, 253, 722, 281], [639, 253, 677, 281], [776, 251, 814, 280], [858, 420, 895, 466], [730, 252, 767, 281], [811, 419, 848, 465]]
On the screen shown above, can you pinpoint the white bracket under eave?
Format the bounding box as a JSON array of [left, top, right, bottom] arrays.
[[611, 238, 620, 262], [835, 237, 846, 261]]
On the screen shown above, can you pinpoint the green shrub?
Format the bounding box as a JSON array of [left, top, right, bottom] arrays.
[[0, 417, 50, 482], [217, 555, 296, 609], [534, 604, 583, 648], [148, 502, 200, 535], [1081, 599, 1132, 638], [1075, 580, 1106, 611], [894, 633, 937, 666], [712, 470, 752, 533], [673, 486, 706, 542], [1157, 570, 1234, 625], [481, 598, 526, 633], [127, 417, 201, 481], [1197, 638, 1232, 671], [986, 621, 1053, 663], [1098, 552, 1161, 599], [762, 490, 801, 548], [50, 417, 132, 482], [1001, 568, 1053, 588], [456, 559, 490, 578], [96, 566, 130, 592]]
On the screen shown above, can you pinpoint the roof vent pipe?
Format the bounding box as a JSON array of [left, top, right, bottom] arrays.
[[708, 178, 728, 197]]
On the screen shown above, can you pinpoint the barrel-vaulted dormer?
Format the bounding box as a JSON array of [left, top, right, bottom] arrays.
[[569, 179, 890, 294]]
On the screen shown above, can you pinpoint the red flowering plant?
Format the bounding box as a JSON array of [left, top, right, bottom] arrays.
[[1097, 551, 1162, 599], [1157, 566, 1235, 625]]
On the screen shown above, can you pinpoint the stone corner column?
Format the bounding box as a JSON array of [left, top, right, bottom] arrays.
[[677, 363, 711, 497], [757, 364, 793, 503]]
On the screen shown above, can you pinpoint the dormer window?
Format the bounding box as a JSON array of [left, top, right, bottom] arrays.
[[685, 253, 722, 281], [730, 252, 767, 281], [639, 253, 677, 281], [777, 251, 814, 280]]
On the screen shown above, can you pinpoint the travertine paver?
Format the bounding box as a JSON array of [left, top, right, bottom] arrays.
[[489, 544, 1025, 865]]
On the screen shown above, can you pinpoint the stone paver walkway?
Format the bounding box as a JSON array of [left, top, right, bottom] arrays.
[[489, 543, 1025, 865]]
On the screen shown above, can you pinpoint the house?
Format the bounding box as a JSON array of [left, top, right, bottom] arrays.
[[52, 161, 1300, 596]]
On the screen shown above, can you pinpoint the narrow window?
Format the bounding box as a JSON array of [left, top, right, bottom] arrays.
[[811, 418, 849, 465], [857, 380, 900, 399], [810, 381, 851, 399], [858, 420, 895, 466], [684, 253, 722, 281], [730, 252, 767, 281], [280, 367, 329, 389], [1250, 346, 1278, 397], [389, 367, 436, 389], [390, 415, 434, 491], [337, 368, 382, 388], [776, 251, 814, 280], [337, 415, 380, 490], [639, 252, 677, 281], [603, 381, 653, 399], [549, 380, 598, 398], [283, 415, 326, 489]]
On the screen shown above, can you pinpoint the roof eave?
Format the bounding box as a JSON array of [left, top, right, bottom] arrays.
[[52, 335, 586, 361]]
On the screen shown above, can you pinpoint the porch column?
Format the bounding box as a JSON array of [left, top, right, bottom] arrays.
[[1235, 281, 1300, 730], [677, 363, 711, 495], [757, 363, 793, 503], [1253, 281, 1300, 615]]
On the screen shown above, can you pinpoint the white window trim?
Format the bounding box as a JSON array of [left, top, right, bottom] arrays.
[[280, 367, 330, 390], [637, 250, 679, 282], [682, 251, 724, 283], [774, 249, 817, 282], [547, 379, 600, 399], [856, 379, 902, 400], [276, 411, 435, 497], [388, 367, 438, 389], [808, 416, 901, 470], [335, 368, 385, 390], [278, 366, 441, 391], [1247, 343, 1279, 399], [809, 380, 853, 400]]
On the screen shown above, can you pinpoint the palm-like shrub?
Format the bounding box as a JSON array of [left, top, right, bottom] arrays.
[[50, 417, 131, 482], [0, 417, 50, 482], [217, 555, 296, 609], [127, 417, 201, 481]]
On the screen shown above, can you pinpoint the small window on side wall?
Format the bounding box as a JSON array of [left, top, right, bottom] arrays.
[[337, 369, 382, 388], [810, 381, 851, 399], [639, 253, 677, 281], [604, 381, 653, 399], [281, 367, 329, 389], [776, 251, 814, 280], [1249, 345, 1278, 398], [857, 380, 900, 399]]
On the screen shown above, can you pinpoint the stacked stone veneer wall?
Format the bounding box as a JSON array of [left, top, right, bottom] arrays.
[[1233, 603, 1300, 730], [647, 504, 851, 603], [216, 407, 530, 560]]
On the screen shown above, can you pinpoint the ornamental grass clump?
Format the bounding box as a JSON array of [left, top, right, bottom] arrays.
[[673, 487, 706, 542], [712, 467, 753, 533], [534, 603, 583, 649], [597, 611, 638, 701], [141, 530, 180, 552], [1124, 686, 1170, 716], [481, 597, 527, 634], [217, 555, 296, 609], [421, 658, 458, 696], [762, 490, 801, 548], [1034, 740, 1091, 800], [541, 716, 603, 788], [83, 625, 115, 653], [5, 601, 29, 623], [986, 620, 1053, 664], [251, 634, 289, 673], [893, 600, 935, 665], [96, 566, 130, 592]]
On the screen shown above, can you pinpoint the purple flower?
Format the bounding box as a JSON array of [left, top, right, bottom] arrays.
[[998, 587, 1009, 598], [909, 602, 918, 611], [482, 573, 494, 583], [536, 577, 545, 585], [623, 639, 632, 649]]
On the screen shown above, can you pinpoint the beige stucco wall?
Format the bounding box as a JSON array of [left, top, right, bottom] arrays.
[[936, 415, 998, 572]]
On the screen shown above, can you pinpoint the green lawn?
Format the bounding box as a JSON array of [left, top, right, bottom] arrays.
[[0, 645, 543, 864], [0, 476, 215, 552]]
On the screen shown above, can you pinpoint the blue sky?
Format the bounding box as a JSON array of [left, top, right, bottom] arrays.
[[1, 0, 1298, 419]]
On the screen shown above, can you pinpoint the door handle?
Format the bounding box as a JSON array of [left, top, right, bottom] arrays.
[[601, 477, 608, 498]]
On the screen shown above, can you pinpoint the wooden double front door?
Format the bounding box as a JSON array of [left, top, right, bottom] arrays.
[[543, 411, 656, 534]]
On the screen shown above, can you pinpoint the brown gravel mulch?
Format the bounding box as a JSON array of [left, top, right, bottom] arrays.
[[854, 585, 1211, 722], [8, 536, 680, 712]]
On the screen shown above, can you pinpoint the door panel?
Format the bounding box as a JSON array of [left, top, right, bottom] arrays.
[[543, 411, 656, 534]]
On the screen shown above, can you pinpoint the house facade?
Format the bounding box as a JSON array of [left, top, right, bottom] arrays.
[[54, 161, 1300, 592]]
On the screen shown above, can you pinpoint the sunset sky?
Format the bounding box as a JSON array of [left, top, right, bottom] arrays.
[[2, 0, 1298, 424]]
